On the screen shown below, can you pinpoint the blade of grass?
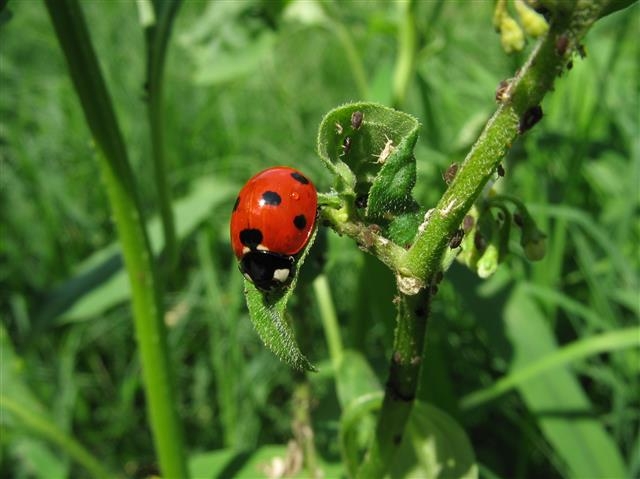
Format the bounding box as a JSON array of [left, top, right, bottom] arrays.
[[1, 324, 112, 478], [1, 395, 113, 479], [480, 286, 628, 478], [313, 274, 344, 371], [460, 324, 640, 410], [43, 1, 187, 476], [197, 230, 243, 448], [139, 0, 181, 276]]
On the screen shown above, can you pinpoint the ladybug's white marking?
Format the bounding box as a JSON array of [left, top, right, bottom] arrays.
[[273, 268, 290, 283], [242, 246, 251, 254], [256, 244, 269, 252]]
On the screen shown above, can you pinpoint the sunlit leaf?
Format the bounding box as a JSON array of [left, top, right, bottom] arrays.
[[504, 286, 627, 478], [189, 445, 344, 478], [387, 401, 478, 479]]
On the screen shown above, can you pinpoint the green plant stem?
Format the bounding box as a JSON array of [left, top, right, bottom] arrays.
[[0, 395, 113, 479], [293, 382, 321, 478], [43, 2, 188, 477], [321, 206, 408, 274], [329, 22, 369, 99], [197, 231, 238, 448], [356, 288, 431, 479], [313, 274, 344, 371], [460, 326, 640, 410], [402, 0, 608, 283], [142, 0, 181, 276], [391, 0, 417, 108]]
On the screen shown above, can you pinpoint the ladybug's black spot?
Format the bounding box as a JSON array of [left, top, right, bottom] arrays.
[[261, 191, 281, 206], [232, 196, 240, 212], [290, 172, 309, 185], [293, 214, 307, 230], [239, 229, 263, 249]]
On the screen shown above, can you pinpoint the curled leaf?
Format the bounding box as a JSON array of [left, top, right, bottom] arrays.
[[317, 102, 421, 244]]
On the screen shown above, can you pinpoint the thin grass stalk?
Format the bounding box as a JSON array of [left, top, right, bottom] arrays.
[[313, 275, 344, 371], [391, 0, 417, 108], [197, 231, 238, 448], [43, 1, 188, 476], [460, 326, 640, 410], [142, 0, 181, 276]]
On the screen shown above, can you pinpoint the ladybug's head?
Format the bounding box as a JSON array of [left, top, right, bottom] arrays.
[[239, 250, 295, 291]]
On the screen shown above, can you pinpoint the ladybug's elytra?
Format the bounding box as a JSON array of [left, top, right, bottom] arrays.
[[230, 166, 318, 291]]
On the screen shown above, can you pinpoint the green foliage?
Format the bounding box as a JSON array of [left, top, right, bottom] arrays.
[[243, 227, 319, 372], [1, 1, 638, 478], [317, 102, 422, 246]]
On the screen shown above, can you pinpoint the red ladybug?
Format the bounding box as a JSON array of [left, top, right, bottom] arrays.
[[230, 166, 318, 290]]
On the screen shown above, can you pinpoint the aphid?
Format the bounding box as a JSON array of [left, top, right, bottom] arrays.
[[351, 111, 364, 130], [443, 163, 459, 184], [341, 136, 352, 156], [449, 228, 464, 249], [555, 33, 569, 56], [519, 105, 543, 134], [374, 135, 394, 164], [495, 79, 512, 103]]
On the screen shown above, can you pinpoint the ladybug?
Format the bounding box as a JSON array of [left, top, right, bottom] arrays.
[[230, 166, 318, 291]]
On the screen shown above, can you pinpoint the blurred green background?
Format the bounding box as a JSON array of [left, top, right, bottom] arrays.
[[1, 1, 638, 478]]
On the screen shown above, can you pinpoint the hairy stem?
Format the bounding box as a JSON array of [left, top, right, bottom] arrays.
[[356, 287, 431, 478], [321, 205, 408, 275], [402, 0, 609, 282]]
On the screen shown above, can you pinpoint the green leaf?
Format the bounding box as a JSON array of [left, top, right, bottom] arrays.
[[336, 350, 383, 477], [317, 102, 419, 196], [316, 102, 421, 243], [189, 445, 344, 478], [459, 324, 640, 410], [387, 401, 478, 479], [503, 286, 628, 479], [10, 437, 68, 479], [335, 349, 382, 408], [243, 227, 319, 372]]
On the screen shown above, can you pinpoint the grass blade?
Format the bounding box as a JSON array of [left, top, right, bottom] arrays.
[[43, 1, 187, 476], [494, 286, 627, 478]]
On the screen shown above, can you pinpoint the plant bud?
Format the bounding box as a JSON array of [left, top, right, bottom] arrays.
[[500, 15, 525, 53], [521, 229, 547, 261], [515, 0, 549, 38], [477, 243, 499, 278]]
